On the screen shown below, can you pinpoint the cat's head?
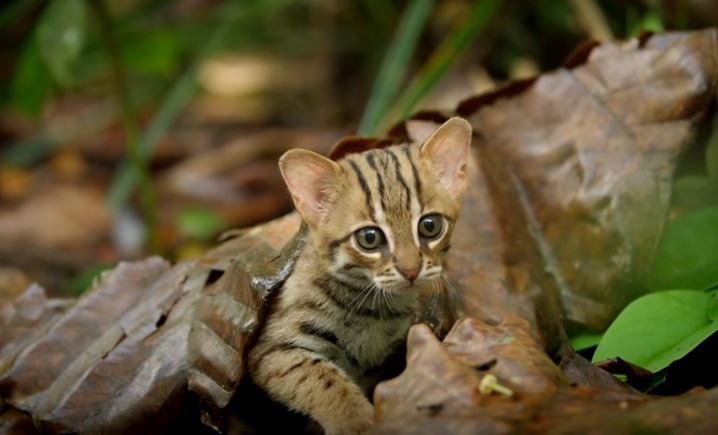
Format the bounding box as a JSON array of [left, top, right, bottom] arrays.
[[279, 117, 471, 293]]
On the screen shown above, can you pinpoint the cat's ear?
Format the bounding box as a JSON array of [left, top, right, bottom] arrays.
[[420, 117, 472, 197], [279, 149, 342, 227]]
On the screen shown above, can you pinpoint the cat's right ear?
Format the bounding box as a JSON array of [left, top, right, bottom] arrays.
[[420, 117, 472, 198], [279, 149, 341, 227]]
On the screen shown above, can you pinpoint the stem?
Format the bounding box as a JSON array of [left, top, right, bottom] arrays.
[[88, 0, 160, 254], [391, 0, 504, 125], [358, 0, 435, 136], [107, 3, 240, 211]]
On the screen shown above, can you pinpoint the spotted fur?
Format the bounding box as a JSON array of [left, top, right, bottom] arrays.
[[247, 117, 471, 435]]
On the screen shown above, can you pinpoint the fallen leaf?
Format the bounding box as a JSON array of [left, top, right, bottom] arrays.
[[0, 186, 111, 250]]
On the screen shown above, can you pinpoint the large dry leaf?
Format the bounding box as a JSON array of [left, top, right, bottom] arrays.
[[371, 318, 717, 434], [422, 29, 717, 340], [1, 29, 718, 433], [0, 213, 302, 433]]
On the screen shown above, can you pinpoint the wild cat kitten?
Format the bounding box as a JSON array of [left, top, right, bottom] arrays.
[[247, 117, 471, 434]]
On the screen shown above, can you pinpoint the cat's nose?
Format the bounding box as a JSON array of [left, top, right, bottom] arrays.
[[397, 267, 420, 282]]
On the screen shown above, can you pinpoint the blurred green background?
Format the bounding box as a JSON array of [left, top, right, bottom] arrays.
[[1, 0, 717, 296]]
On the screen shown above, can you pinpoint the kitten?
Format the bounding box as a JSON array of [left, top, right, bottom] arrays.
[[247, 117, 471, 434]]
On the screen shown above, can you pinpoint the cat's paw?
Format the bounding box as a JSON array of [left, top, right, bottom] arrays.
[[323, 399, 374, 435]]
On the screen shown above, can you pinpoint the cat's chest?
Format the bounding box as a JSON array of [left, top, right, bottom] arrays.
[[335, 315, 412, 369]]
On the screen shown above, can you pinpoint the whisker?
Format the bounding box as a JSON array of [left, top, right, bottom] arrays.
[[439, 273, 463, 315], [372, 288, 383, 320], [383, 288, 398, 315], [354, 282, 376, 311], [440, 273, 459, 299]]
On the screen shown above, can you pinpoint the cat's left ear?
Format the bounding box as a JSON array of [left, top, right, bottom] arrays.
[[279, 149, 342, 227], [420, 117, 472, 198]]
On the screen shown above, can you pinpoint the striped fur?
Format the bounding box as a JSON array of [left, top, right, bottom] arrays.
[[248, 117, 471, 435]]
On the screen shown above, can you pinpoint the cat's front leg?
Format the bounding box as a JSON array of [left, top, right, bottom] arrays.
[[249, 345, 374, 435]]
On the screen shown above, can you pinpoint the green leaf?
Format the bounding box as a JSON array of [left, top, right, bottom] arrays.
[[358, 0, 435, 136], [592, 290, 718, 372], [628, 9, 664, 36], [9, 38, 54, 116], [177, 207, 226, 241], [570, 331, 603, 352], [709, 291, 718, 322], [642, 206, 718, 291], [565, 321, 603, 351], [64, 264, 111, 296], [36, 0, 88, 87], [671, 117, 718, 211], [120, 28, 181, 76], [672, 175, 718, 211]]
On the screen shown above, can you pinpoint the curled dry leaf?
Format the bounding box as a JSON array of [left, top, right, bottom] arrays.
[[557, 326, 641, 395], [372, 317, 718, 435]]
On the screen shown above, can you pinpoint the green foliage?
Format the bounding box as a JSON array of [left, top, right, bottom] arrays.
[[591, 204, 718, 378], [359, 0, 503, 135], [673, 122, 718, 210], [358, 0, 435, 136], [107, 6, 241, 210], [627, 7, 665, 36], [9, 38, 54, 116], [120, 28, 181, 76], [36, 0, 88, 87], [573, 112, 718, 384], [391, 0, 503, 121], [588, 122, 718, 376], [177, 207, 227, 242], [65, 264, 112, 295], [570, 330, 603, 352], [642, 207, 718, 291], [592, 290, 718, 373]]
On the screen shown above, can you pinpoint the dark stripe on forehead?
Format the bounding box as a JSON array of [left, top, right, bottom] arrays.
[[348, 159, 375, 221], [403, 146, 423, 209], [385, 149, 412, 205], [365, 153, 387, 212]]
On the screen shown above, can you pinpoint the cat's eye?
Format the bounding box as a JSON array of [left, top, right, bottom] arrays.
[[418, 214, 443, 239], [354, 227, 385, 251]]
